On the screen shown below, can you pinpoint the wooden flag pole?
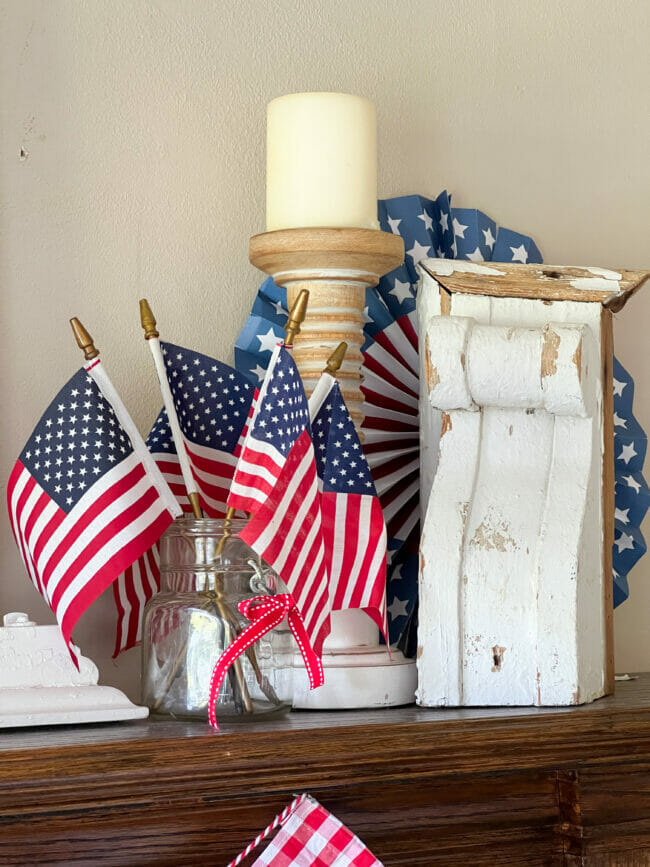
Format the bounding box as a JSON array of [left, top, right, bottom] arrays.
[[139, 300, 203, 520]]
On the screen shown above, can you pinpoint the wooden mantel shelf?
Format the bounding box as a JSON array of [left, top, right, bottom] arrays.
[[3, 676, 650, 864]]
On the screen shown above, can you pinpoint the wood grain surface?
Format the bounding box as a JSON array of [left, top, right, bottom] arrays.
[[3, 676, 650, 864], [249, 226, 404, 284], [421, 260, 649, 310], [601, 308, 617, 694]]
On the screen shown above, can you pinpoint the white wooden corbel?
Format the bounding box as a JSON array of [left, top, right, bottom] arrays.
[[416, 260, 649, 708]]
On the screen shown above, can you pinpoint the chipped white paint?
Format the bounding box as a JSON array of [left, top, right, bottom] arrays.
[[419, 260, 648, 310], [424, 317, 476, 411], [417, 277, 608, 707], [587, 267, 623, 280], [420, 259, 506, 277], [418, 411, 480, 705], [570, 277, 622, 292], [426, 317, 594, 417]]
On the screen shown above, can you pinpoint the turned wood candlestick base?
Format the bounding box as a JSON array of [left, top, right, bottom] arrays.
[[250, 227, 404, 429], [249, 227, 415, 708]]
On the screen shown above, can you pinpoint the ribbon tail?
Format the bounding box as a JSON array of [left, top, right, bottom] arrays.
[[288, 607, 325, 689], [208, 608, 281, 730]]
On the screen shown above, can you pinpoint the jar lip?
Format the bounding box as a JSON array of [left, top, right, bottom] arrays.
[[164, 515, 249, 536]]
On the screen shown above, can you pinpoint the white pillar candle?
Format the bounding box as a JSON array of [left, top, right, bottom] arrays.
[[266, 92, 379, 232]]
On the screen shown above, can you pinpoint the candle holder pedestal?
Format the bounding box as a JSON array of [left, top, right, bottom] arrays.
[[250, 227, 404, 429], [290, 610, 417, 709], [250, 227, 416, 709]]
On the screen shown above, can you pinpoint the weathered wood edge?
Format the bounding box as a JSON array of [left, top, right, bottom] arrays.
[[420, 260, 649, 311], [601, 309, 616, 694]]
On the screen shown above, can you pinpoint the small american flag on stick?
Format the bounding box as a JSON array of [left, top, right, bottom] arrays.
[[309, 372, 388, 642], [147, 342, 257, 516], [113, 342, 257, 655], [228, 342, 331, 658], [7, 356, 181, 664]]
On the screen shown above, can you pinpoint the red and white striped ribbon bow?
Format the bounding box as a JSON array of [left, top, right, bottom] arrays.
[[208, 593, 324, 729]]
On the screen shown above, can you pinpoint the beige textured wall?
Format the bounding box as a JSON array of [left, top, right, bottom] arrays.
[[1, 0, 648, 701]]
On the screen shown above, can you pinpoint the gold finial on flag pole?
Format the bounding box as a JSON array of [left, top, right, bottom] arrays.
[[70, 318, 100, 360], [139, 299, 160, 340], [284, 289, 309, 347], [324, 341, 347, 376]]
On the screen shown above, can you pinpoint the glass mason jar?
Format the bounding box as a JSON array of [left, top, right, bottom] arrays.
[[141, 517, 293, 721]]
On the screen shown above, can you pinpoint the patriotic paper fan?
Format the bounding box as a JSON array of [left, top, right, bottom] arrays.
[[235, 191, 649, 647], [612, 358, 650, 605]]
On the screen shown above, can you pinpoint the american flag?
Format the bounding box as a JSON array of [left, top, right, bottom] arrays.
[[7, 360, 180, 664], [113, 342, 258, 655], [228, 342, 331, 657], [147, 342, 257, 514], [310, 374, 388, 641]]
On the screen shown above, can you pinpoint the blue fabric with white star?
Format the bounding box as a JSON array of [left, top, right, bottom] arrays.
[[147, 342, 256, 454], [313, 381, 377, 495], [20, 368, 133, 513], [254, 345, 312, 454], [612, 358, 650, 605], [234, 192, 648, 646]]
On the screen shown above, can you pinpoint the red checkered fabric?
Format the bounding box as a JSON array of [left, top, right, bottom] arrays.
[[252, 796, 382, 867]]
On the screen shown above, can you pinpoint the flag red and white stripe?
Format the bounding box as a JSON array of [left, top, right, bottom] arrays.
[[309, 373, 388, 642], [228, 343, 331, 658], [7, 360, 181, 664]]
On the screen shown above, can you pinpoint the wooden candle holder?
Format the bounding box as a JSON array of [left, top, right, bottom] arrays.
[[416, 260, 649, 708], [250, 227, 404, 428], [249, 226, 415, 709]]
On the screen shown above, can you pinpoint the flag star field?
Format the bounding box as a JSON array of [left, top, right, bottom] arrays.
[[19, 369, 133, 511], [252, 350, 311, 455], [312, 393, 375, 494], [151, 342, 255, 452]]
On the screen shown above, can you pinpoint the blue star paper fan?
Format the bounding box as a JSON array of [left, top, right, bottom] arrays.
[[612, 358, 650, 605], [235, 192, 649, 648]]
